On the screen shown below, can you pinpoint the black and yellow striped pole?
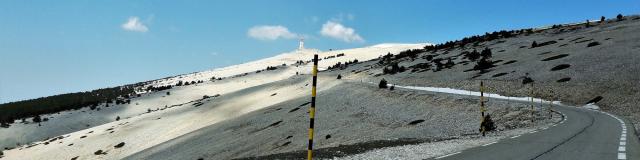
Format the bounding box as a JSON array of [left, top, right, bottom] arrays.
[[308, 54, 318, 160], [480, 81, 486, 136]]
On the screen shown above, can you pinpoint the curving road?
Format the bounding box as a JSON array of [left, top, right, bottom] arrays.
[[431, 104, 640, 160], [381, 84, 640, 160]]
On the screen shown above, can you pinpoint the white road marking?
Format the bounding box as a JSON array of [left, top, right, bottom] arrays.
[[619, 146, 626, 152], [601, 112, 627, 160], [511, 135, 521, 139], [618, 153, 626, 159], [435, 151, 461, 159], [529, 130, 538, 133], [482, 141, 498, 146]]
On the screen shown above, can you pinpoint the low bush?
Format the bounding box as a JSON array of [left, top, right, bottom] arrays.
[[587, 41, 600, 47], [480, 114, 496, 132], [617, 14, 624, 21], [114, 142, 125, 148], [382, 63, 406, 74], [94, 150, 105, 155], [32, 115, 42, 123], [550, 64, 571, 71], [522, 74, 534, 85], [378, 79, 388, 89]]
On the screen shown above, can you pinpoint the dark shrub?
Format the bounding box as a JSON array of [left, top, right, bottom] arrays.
[[389, 85, 395, 90], [522, 74, 534, 85], [557, 77, 571, 82], [492, 72, 508, 77], [600, 16, 605, 23], [424, 55, 433, 61], [32, 115, 42, 123], [587, 41, 600, 47], [336, 74, 342, 79], [550, 64, 571, 71], [473, 58, 494, 71], [378, 79, 388, 89], [383, 63, 406, 74], [114, 142, 125, 148], [408, 119, 425, 125], [166, 92, 170, 96], [116, 116, 120, 121], [531, 41, 538, 48], [480, 47, 492, 58], [480, 114, 496, 131], [94, 150, 104, 155], [445, 58, 455, 68], [617, 14, 624, 21], [0, 122, 10, 128], [585, 20, 590, 28], [541, 54, 569, 61], [465, 49, 481, 61], [503, 60, 517, 65], [587, 96, 603, 104]]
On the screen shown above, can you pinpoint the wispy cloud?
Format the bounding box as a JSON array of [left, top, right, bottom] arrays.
[[305, 16, 320, 24], [320, 21, 364, 43], [247, 25, 299, 41], [331, 13, 355, 22], [121, 16, 148, 32]]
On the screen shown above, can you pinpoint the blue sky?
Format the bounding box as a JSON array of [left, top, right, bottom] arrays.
[[0, 0, 638, 103]]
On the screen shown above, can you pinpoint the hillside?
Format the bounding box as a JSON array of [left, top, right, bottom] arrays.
[[0, 43, 426, 159]]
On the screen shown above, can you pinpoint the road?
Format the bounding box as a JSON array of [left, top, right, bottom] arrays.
[[386, 84, 640, 160]]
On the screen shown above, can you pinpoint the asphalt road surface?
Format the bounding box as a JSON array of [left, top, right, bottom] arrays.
[[429, 100, 640, 160]]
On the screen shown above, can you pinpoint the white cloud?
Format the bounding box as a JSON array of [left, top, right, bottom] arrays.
[[121, 17, 148, 32], [320, 21, 364, 43], [247, 25, 299, 41]]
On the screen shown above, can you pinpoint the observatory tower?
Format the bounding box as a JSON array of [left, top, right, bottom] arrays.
[[298, 38, 304, 50]]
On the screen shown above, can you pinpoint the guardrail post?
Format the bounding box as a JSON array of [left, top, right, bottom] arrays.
[[548, 90, 553, 119], [530, 83, 534, 122]]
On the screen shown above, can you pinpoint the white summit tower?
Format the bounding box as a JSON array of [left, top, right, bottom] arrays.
[[298, 38, 304, 50]]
